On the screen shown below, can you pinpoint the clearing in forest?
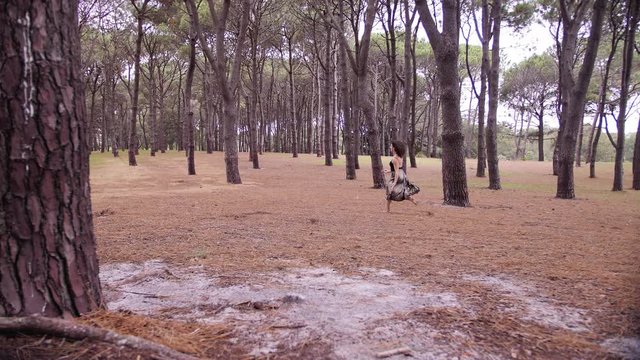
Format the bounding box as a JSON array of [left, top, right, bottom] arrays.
[[52, 152, 640, 358]]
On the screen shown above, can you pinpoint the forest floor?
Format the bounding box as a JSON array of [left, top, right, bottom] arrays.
[[4, 151, 640, 359]]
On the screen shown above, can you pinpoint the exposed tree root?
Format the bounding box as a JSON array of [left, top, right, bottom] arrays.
[[0, 316, 198, 360]]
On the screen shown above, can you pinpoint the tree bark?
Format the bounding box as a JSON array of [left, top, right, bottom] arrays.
[[331, 0, 384, 187], [186, 0, 249, 184], [338, 1, 356, 180], [473, 1, 488, 176], [556, 0, 606, 199], [323, 24, 333, 166], [403, 1, 415, 168], [128, 0, 149, 166], [417, 0, 470, 206], [0, 0, 102, 317], [287, 31, 298, 159], [538, 97, 545, 161], [613, 0, 639, 191], [633, 113, 640, 189], [185, 28, 196, 175], [486, 0, 501, 189]]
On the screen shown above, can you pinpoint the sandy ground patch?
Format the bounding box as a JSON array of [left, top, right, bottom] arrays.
[[87, 151, 639, 358]]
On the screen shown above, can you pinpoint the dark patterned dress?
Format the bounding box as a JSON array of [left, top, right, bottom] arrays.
[[386, 161, 420, 201]]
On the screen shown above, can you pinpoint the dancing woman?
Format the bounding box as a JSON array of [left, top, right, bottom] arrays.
[[383, 140, 420, 212]]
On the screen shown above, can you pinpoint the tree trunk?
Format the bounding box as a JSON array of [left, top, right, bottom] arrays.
[[186, 0, 249, 184], [402, 0, 414, 168], [590, 112, 604, 178], [332, 49, 339, 160], [556, 0, 606, 199], [633, 113, 640, 189], [538, 99, 545, 161], [287, 34, 298, 159], [128, 0, 148, 166], [385, 0, 399, 141], [613, 0, 639, 191], [1, 0, 102, 317], [576, 115, 584, 166], [409, 22, 419, 168], [486, 0, 501, 189], [338, 2, 356, 180], [323, 24, 333, 166], [185, 29, 196, 175], [149, 56, 157, 157], [416, 0, 470, 205]]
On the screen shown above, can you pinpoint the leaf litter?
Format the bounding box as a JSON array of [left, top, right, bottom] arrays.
[[99, 260, 637, 359]]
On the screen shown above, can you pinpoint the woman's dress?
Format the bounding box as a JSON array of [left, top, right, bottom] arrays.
[[386, 161, 420, 201]]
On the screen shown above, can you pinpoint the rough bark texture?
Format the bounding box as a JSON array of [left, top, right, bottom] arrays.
[[287, 32, 298, 159], [323, 24, 333, 167], [186, 0, 249, 184], [474, 0, 489, 177], [332, 0, 383, 187], [612, 0, 639, 191], [385, 0, 399, 141], [185, 30, 196, 176], [128, 0, 148, 166], [538, 98, 545, 161], [402, 0, 414, 168], [416, 0, 470, 206], [556, 0, 606, 199], [0, 0, 102, 317], [485, 0, 501, 190], [633, 114, 640, 189], [338, 2, 356, 180]]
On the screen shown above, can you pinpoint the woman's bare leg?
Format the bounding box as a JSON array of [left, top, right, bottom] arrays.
[[387, 199, 391, 212]]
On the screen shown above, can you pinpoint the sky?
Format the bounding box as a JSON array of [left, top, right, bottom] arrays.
[[412, 18, 640, 135]]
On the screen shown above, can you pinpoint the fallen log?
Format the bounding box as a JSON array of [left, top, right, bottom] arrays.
[[0, 316, 198, 360]]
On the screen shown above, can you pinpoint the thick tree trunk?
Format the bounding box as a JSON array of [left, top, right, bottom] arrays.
[[556, 0, 606, 199], [358, 75, 385, 188], [633, 114, 640, 189], [128, 1, 148, 166], [186, 0, 248, 184], [149, 57, 157, 157], [409, 22, 419, 168], [323, 25, 333, 166], [613, 0, 639, 191], [338, 13, 356, 179], [590, 112, 604, 178], [287, 35, 298, 159], [486, 0, 501, 190], [538, 100, 545, 161], [402, 0, 414, 168], [0, 0, 102, 317], [101, 86, 107, 153], [385, 1, 399, 141], [332, 51, 339, 160], [575, 116, 584, 167], [417, 0, 470, 206], [185, 30, 196, 175]]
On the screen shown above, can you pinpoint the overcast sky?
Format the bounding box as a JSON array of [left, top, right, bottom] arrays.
[[412, 19, 639, 135]]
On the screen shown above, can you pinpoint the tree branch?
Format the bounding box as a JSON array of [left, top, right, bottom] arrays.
[[0, 316, 197, 360], [415, 0, 442, 52]]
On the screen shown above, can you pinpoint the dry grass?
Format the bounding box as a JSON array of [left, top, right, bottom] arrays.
[[6, 150, 636, 359]]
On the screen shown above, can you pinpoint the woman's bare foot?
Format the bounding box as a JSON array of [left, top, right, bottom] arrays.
[[409, 197, 418, 205]]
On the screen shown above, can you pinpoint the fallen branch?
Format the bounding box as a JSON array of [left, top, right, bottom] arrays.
[[0, 316, 198, 360], [269, 324, 306, 330], [376, 346, 412, 358]]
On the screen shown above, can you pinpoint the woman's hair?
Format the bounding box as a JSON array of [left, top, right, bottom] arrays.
[[391, 140, 406, 157]]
